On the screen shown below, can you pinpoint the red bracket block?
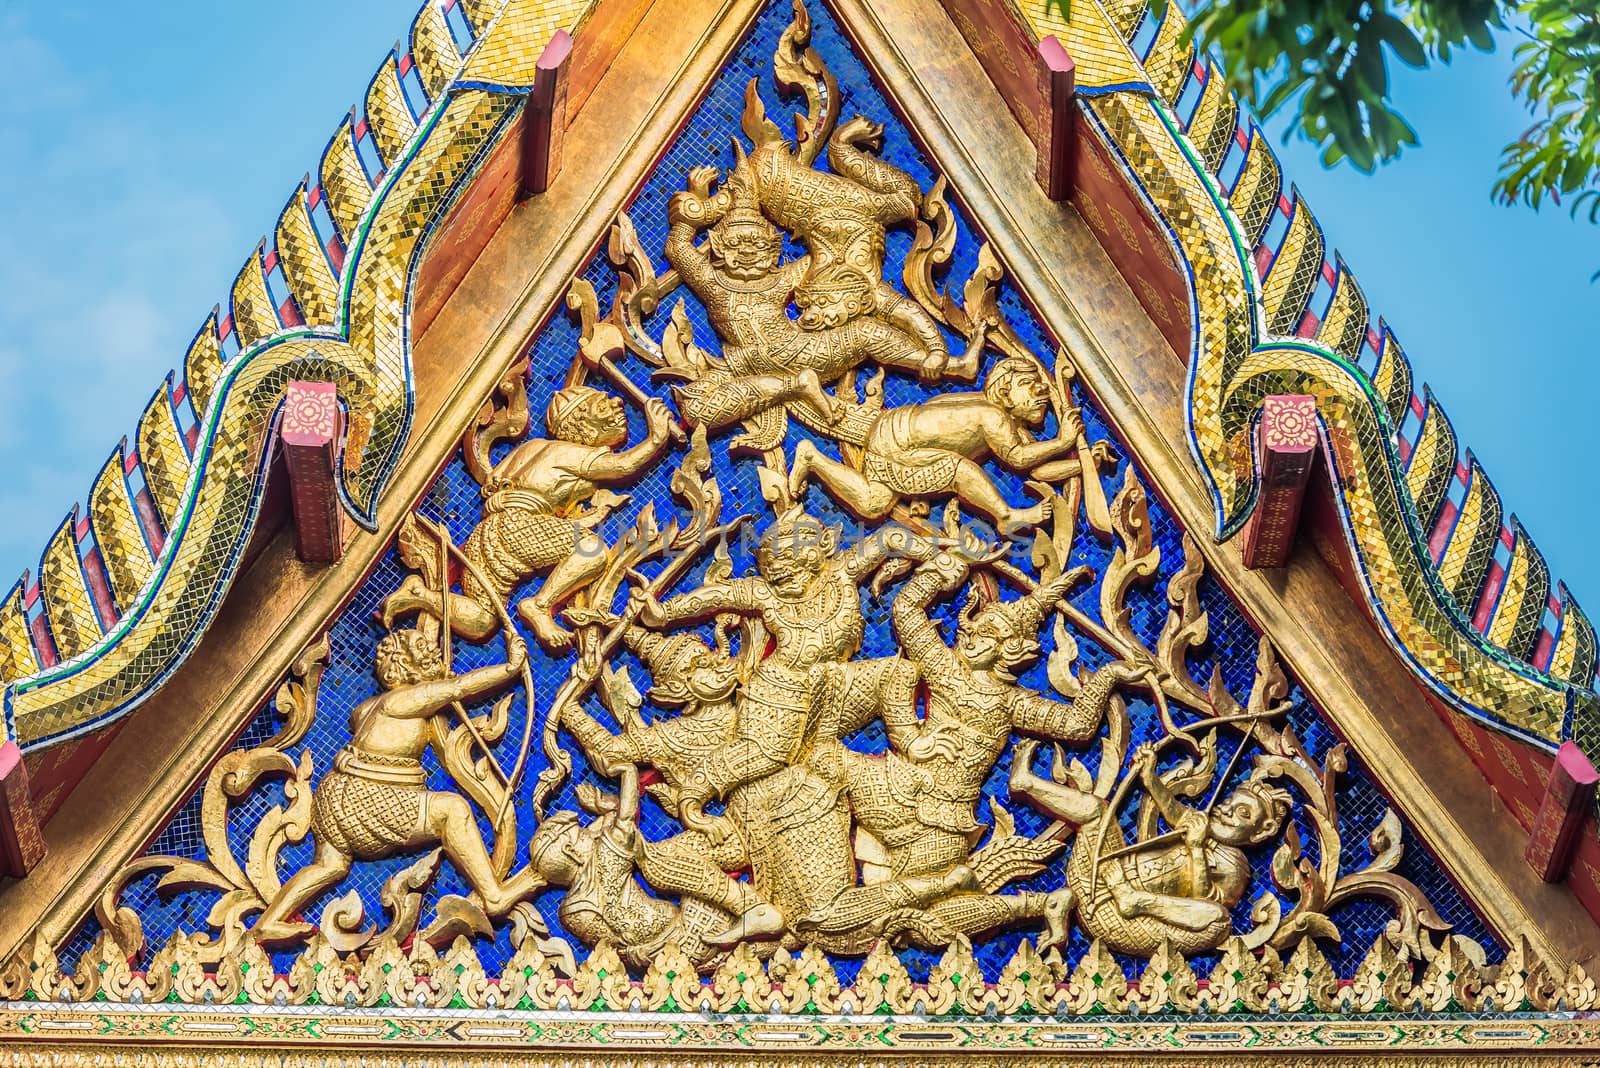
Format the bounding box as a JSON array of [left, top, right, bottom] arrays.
[[520, 30, 572, 197], [1241, 395, 1319, 569], [0, 741, 45, 878], [281, 381, 345, 565], [1037, 36, 1076, 202], [1527, 741, 1600, 883]]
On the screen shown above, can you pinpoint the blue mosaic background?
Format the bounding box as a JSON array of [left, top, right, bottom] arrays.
[[61, 0, 1501, 984]]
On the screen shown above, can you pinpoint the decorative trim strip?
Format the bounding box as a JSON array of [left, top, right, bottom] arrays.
[[4, 929, 1599, 1054]]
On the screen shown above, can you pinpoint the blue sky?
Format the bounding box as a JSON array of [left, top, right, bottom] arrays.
[[0, 4, 1594, 615]]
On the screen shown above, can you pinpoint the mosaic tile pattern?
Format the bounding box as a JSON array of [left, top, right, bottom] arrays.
[[62, 0, 1501, 994]]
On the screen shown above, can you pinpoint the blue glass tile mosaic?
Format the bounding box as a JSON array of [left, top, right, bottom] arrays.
[[59, 0, 1502, 984]]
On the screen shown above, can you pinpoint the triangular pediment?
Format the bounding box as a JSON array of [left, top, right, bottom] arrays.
[[2, 0, 1596, 1061]]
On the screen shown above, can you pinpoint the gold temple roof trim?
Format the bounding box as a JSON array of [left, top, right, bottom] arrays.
[[1002, 0, 1598, 757], [0, 0, 565, 752], [5, 927, 1600, 1056]]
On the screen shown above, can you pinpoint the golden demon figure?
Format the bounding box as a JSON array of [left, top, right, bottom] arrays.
[[626, 509, 989, 952], [556, 625, 786, 951], [844, 554, 1133, 879], [662, 122, 986, 448]]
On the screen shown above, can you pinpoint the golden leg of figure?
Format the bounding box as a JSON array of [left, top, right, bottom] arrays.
[[252, 839, 353, 944], [943, 323, 987, 382], [429, 793, 544, 916], [637, 831, 785, 946], [1109, 881, 1227, 934], [921, 888, 1067, 945], [519, 531, 608, 649], [782, 369, 841, 423], [950, 459, 1049, 531], [807, 864, 980, 936], [1008, 739, 1104, 826], [790, 440, 896, 518], [383, 575, 502, 643]]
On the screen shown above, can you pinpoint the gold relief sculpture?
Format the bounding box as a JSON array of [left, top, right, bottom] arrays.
[[61, 3, 1481, 1039], [383, 357, 677, 649], [250, 625, 542, 945]]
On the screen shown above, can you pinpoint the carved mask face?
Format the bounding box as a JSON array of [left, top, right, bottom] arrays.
[[709, 219, 780, 280], [530, 814, 590, 885], [795, 281, 870, 330], [957, 616, 1006, 669], [580, 393, 629, 447], [685, 651, 739, 702], [757, 541, 821, 598]]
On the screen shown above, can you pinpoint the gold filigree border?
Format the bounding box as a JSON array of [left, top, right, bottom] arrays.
[[2, 1050, 1596, 1067]]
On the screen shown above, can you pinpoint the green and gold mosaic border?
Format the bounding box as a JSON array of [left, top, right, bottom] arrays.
[[0, 0, 579, 752], [1011, 0, 1598, 755]]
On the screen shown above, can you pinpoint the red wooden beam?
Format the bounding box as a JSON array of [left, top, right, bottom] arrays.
[[281, 381, 344, 565], [0, 741, 45, 878], [520, 30, 573, 198], [1527, 741, 1600, 883], [1037, 35, 1076, 201], [1241, 394, 1318, 569]]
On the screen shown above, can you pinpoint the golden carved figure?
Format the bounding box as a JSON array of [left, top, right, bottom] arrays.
[[1010, 737, 1291, 956], [661, 108, 986, 450], [790, 356, 1106, 531], [527, 766, 759, 971], [632, 510, 929, 830], [557, 625, 786, 951], [254, 629, 544, 944], [834, 552, 1138, 946], [385, 382, 675, 648], [661, 164, 842, 447], [623, 510, 987, 953]]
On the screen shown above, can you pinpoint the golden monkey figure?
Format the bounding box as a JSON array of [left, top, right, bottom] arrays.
[[253, 629, 544, 944], [385, 385, 675, 649]]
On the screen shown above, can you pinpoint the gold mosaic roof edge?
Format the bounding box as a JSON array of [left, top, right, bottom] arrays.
[[1012, 0, 1598, 757], [0, 0, 586, 750]]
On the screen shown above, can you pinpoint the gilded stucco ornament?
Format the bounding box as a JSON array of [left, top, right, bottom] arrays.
[[76, 2, 1453, 994]]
